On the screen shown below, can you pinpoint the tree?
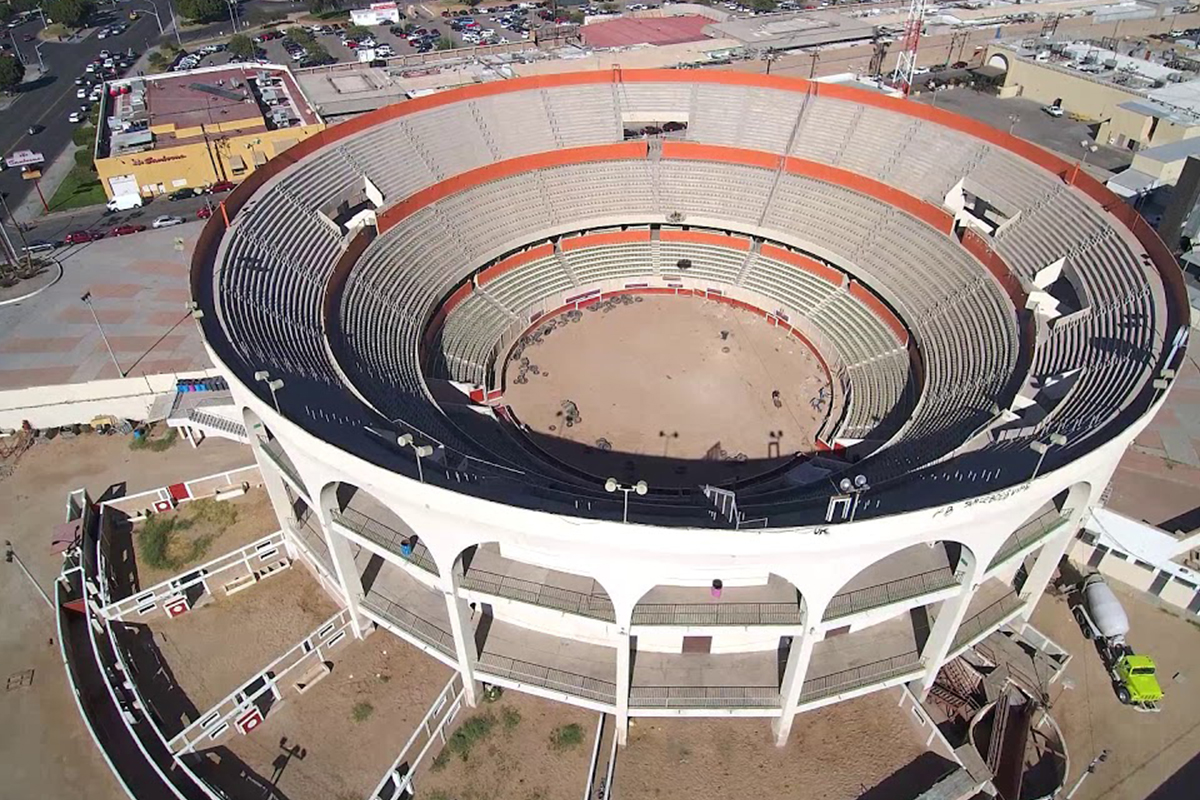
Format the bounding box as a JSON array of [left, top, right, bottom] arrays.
[[284, 26, 315, 47], [464, 0, 481, 6], [175, 0, 225, 23], [343, 24, 371, 40], [0, 54, 25, 93], [45, 0, 94, 28], [402, 22, 416, 34], [436, 35, 454, 50], [11, 0, 43, 13], [302, 43, 334, 65], [750, 0, 777, 11], [307, 0, 340, 13], [227, 33, 256, 61]]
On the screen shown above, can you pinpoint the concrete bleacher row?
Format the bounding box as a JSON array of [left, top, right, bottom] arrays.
[[205, 73, 1170, 497]]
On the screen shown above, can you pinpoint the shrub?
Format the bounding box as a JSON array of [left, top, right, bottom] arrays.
[[430, 750, 450, 772], [351, 701, 374, 722], [129, 428, 178, 452], [481, 683, 503, 703], [501, 705, 521, 730], [446, 712, 495, 761], [73, 148, 95, 170], [549, 723, 584, 752], [72, 124, 96, 147]]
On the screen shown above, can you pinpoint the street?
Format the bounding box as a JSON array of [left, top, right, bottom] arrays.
[[0, 10, 159, 219]]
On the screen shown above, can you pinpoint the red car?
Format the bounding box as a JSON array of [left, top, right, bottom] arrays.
[[207, 181, 235, 193], [197, 206, 214, 219], [63, 230, 103, 244], [110, 224, 146, 236]]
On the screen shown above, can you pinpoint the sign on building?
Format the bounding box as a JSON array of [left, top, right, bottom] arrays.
[[5, 150, 45, 168], [350, 1, 400, 25]]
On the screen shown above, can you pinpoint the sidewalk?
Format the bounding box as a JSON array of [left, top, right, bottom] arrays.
[[11, 143, 80, 227]]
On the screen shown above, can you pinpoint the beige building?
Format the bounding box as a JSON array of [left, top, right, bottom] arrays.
[[95, 64, 325, 200]]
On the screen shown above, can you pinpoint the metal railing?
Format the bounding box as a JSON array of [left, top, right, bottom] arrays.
[[950, 592, 1025, 655], [987, 510, 1071, 571], [332, 507, 440, 576], [258, 437, 307, 496], [799, 651, 923, 704], [360, 592, 456, 659], [477, 652, 617, 706], [459, 567, 615, 622], [632, 602, 803, 626], [628, 685, 780, 709], [824, 567, 960, 621]]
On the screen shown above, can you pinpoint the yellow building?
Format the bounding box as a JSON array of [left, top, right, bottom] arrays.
[[94, 64, 325, 200]]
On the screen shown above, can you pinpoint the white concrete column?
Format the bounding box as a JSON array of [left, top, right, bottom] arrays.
[[444, 570, 479, 707], [912, 573, 978, 699], [1018, 499, 1090, 620], [326, 526, 366, 639], [615, 630, 631, 746], [252, 444, 299, 534], [771, 630, 816, 747]]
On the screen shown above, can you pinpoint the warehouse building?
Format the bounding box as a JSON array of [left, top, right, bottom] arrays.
[[94, 63, 325, 201]]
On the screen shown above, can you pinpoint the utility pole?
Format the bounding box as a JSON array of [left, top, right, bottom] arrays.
[[5, 540, 53, 610], [1062, 749, 1109, 799], [0, 191, 34, 269]]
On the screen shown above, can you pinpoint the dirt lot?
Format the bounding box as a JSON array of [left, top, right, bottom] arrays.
[[415, 689, 598, 800], [616, 690, 935, 799], [145, 566, 339, 712], [1029, 583, 1200, 800], [0, 432, 254, 800], [195, 630, 454, 800], [504, 295, 831, 486], [130, 488, 279, 590]]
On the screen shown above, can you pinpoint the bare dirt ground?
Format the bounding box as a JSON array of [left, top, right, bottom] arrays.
[[145, 566, 339, 712], [131, 488, 279, 589], [504, 295, 831, 486], [616, 690, 933, 799], [197, 629, 454, 800], [416, 688, 597, 800], [1029, 583, 1200, 800], [0, 433, 254, 800]]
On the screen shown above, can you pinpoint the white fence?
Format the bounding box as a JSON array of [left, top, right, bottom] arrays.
[[370, 673, 466, 800]]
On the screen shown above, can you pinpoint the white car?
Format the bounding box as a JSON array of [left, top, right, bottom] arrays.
[[152, 215, 185, 228], [68, 111, 85, 123], [76, 88, 87, 98], [1042, 105, 1064, 117]]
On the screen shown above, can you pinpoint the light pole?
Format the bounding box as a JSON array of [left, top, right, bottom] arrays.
[[33, 41, 46, 73], [838, 474, 870, 522], [397, 433, 434, 483], [5, 540, 53, 610], [254, 370, 284, 413], [605, 478, 647, 524], [135, 1, 167, 36], [1072, 139, 1099, 183], [81, 292, 125, 377], [1008, 113, 1019, 135], [166, 0, 184, 47], [1029, 433, 1067, 483], [1062, 749, 1109, 799]]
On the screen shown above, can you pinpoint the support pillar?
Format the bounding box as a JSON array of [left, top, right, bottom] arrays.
[[444, 570, 479, 707], [251, 441, 297, 533], [615, 631, 631, 746], [325, 526, 366, 639], [1018, 498, 1090, 620], [912, 573, 978, 699], [771, 630, 816, 747]]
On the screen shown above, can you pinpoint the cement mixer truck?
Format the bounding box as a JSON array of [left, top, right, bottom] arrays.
[[1072, 574, 1163, 711]]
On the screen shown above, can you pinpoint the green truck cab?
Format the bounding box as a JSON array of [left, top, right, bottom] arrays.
[[1113, 653, 1164, 705]]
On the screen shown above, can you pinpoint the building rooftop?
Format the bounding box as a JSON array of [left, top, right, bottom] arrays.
[[1118, 99, 1200, 128], [102, 64, 321, 158], [1134, 135, 1200, 164], [703, 10, 875, 51]]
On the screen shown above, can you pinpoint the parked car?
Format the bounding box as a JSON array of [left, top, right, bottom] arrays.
[[68, 111, 85, 123], [169, 187, 199, 201], [207, 181, 235, 193], [110, 224, 147, 236], [152, 215, 185, 228], [21, 240, 56, 254], [63, 230, 103, 244], [1042, 104, 1064, 117], [196, 206, 214, 219]]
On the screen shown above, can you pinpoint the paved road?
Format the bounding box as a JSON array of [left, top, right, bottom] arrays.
[[0, 12, 160, 218]]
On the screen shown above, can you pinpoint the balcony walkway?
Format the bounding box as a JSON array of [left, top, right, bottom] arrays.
[[632, 576, 803, 626], [987, 505, 1069, 571], [461, 543, 614, 622], [802, 612, 925, 704], [630, 648, 782, 709], [359, 556, 457, 659], [477, 618, 618, 706], [824, 542, 958, 622], [949, 579, 1026, 656]]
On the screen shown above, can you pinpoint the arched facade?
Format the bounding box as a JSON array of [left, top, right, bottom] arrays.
[[192, 69, 1184, 746]]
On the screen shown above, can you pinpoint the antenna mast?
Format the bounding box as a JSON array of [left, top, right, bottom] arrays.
[[891, 0, 927, 96]]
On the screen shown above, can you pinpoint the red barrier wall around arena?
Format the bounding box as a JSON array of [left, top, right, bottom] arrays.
[[759, 244, 844, 287], [478, 243, 556, 286], [561, 230, 653, 250], [659, 230, 752, 250]]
